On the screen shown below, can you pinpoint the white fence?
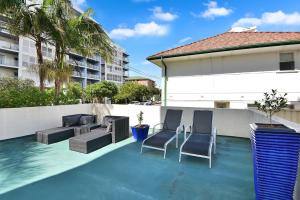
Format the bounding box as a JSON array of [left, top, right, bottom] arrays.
[[1, 104, 300, 141]]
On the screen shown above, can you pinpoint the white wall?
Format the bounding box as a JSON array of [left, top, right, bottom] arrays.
[[1, 104, 299, 141], [0, 104, 92, 140], [162, 49, 300, 108]]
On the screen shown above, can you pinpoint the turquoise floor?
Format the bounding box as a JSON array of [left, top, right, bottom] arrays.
[[0, 135, 255, 200]]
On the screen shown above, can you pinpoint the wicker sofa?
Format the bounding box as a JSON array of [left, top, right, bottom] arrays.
[[69, 115, 129, 153], [36, 114, 100, 144]]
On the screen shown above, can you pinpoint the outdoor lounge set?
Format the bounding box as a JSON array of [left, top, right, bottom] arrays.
[[36, 114, 129, 154], [141, 109, 217, 168], [36, 110, 216, 167]]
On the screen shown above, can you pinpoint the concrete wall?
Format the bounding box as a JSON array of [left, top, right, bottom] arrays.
[[2, 103, 299, 141], [0, 104, 92, 140], [162, 49, 300, 108]]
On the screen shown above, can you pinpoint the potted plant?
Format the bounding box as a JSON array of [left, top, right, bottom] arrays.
[[131, 111, 149, 142], [250, 89, 300, 200]]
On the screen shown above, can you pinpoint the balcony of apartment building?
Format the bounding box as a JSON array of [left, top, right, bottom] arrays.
[[123, 70, 129, 78], [87, 55, 100, 62], [0, 56, 18, 69], [72, 70, 85, 79], [86, 63, 100, 71], [69, 59, 85, 68], [123, 56, 129, 64], [0, 40, 19, 53], [123, 64, 129, 71], [87, 72, 100, 80], [0, 20, 16, 38]]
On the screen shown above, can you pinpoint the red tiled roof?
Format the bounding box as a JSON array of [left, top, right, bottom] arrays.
[[148, 32, 300, 60]]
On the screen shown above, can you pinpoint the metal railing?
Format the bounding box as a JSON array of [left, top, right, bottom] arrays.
[[87, 63, 100, 70], [72, 71, 85, 78], [0, 41, 19, 51], [87, 74, 100, 79], [123, 57, 129, 63], [0, 58, 18, 67], [69, 59, 85, 67]]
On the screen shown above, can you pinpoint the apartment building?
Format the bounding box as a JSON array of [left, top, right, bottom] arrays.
[[0, 5, 128, 87], [101, 44, 129, 86], [148, 30, 300, 109]]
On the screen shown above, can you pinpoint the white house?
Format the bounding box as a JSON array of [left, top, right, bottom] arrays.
[[147, 31, 300, 109]]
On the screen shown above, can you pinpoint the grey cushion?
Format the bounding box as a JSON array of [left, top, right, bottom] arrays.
[[80, 116, 94, 125], [63, 115, 81, 127]]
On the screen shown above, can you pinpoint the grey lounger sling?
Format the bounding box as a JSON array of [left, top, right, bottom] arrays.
[[141, 109, 183, 159], [179, 110, 217, 168]]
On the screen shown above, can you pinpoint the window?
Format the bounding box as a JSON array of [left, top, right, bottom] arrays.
[[280, 53, 294, 71], [214, 101, 230, 108]]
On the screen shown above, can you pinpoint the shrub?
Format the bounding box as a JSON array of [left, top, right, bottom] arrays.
[[47, 82, 83, 105], [0, 78, 52, 108]]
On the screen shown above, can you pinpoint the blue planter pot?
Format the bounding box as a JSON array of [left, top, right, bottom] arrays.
[[131, 125, 149, 142], [250, 123, 300, 200]]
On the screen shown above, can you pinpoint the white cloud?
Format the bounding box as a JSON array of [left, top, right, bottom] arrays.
[[232, 11, 300, 27], [151, 7, 178, 21], [178, 37, 192, 44], [199, 1, 232, 19], [71, 0, 87, 10], [110, 21, 169, 39]]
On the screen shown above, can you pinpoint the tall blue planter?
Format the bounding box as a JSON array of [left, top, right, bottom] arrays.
[[250, 123, 300, 200], [131, 125, 149, 142]]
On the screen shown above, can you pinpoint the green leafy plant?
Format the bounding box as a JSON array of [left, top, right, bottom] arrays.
[[254, 89, 288, 124], [0, 78, 52, 108], [137, 111, 144, 127], [114, 82, 151, 104], [85, 81, 118, 103]]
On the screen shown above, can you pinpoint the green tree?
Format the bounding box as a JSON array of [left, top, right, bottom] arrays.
[[0, 0, 53, 91], [85, 81, 118, 103], [255, 89, 288, 124], [115, 82, 150, 104]]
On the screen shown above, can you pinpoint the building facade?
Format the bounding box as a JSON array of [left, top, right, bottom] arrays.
[[0, 8, 128, 87], [148, 31, 300, 109], [125, 76, 155, 87]]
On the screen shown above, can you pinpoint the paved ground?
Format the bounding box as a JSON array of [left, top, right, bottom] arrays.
[[0, 135, 255, 200]]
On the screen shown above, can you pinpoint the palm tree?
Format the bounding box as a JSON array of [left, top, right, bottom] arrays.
[[0, 0, 53, 91], [43, 0, 113, 95]]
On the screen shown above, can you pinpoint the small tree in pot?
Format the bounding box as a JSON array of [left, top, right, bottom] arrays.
[[131, 111, 149, 142], [250, 90, 300, 200], [254, 89, 288, 126]]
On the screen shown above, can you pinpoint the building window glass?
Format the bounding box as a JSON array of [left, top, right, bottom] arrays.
[[280, 53, 295, 71]]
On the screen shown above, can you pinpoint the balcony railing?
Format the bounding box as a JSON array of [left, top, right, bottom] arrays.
[[123, 57, 129, 63], [87, 74, 100, 80], [0, 41, 19, 51], [0, 58, 18, 67], [123, 71, 129, 77], [69, 60, 85, 67], [87, 55, 100, 61], [72, 71, 85, 78], [87, 63, 100, 70]]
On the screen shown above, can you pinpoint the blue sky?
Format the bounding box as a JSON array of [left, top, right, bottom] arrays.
[[72, 0, 300, 87]]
